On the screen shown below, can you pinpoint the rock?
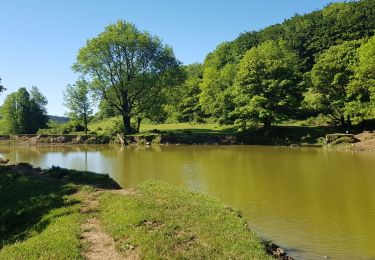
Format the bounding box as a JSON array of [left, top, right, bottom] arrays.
[[263, 241, 294, 260], [325, 133, 358, 144], [56, 136, 68, 143], [0, 158, 9, 164], [75, 135, 82, 143], [115, 133, 126, 145]]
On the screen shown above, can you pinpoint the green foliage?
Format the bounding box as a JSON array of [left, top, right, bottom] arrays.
[[166, 64, 205, 122], [89, 116, 230, 136], [65, 1, 375, 130], [0, 77, 6, 94], [73, 20, 181, 134], [330, 136, 356, 145], [64, 79, 93, 134], [200, 63, 237, 123], [178, 0, 375, 128], [1, 87, 48, 134], [104, 117, 125, 136], [37, 120, 85, 135], [198, 43, 238, 123], [95, 99, 121, 120], [345, 35, 375, 123], [233, 40, 304, 128], [311, 40, 363, 125]]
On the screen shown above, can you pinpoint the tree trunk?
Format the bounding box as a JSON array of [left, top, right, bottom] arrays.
[[122, 114, 133, 134], [84, 114, 88, 135], [340, 115, 345, 126], [263, 117, 272, 130], [346, 115, 352, 127], [136, 117, 142, 133]]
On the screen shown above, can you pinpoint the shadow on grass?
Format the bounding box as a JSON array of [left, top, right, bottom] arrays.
[[161, 127, 235, 135], [0, 163, 119, 249], [237, 125, 342, 145], [132, 125, 351, 146]]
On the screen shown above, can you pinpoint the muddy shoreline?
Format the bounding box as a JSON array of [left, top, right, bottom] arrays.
[[0, 131, 374, 153]]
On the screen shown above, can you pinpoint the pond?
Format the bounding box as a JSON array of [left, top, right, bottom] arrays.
[[1, 145, 374, 259]]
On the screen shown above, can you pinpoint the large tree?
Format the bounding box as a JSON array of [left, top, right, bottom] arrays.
[[73, 20, 180, 133], [176, 64, 205, 122], [345, 36, 375, 122], [1, 87, 48, 134], [233, 40, 304, 128], [199, 43, 237, 123], [311, 40, 363, 125], [64, 79, 93, 134]]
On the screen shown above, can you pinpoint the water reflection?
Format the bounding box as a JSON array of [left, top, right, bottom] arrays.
[[1, 145, 374, 259]]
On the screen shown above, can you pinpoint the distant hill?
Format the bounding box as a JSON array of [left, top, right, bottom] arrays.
[[48, 115, 69, 124]]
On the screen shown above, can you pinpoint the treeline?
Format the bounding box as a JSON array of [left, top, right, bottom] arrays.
[[165, 0, 375, 129], [0, 87, 48, 134], [0, 83, 92, 135], [1, 0, 375, 135]]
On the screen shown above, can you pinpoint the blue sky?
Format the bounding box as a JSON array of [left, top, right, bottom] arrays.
[[0, 0, 342, 116]]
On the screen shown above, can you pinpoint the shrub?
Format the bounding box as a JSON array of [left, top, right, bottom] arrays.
[[104, 118, 125, 136], [331, 136, 356, 145]]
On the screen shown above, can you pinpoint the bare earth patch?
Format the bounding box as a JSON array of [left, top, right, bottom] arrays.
[[350, 132, 375, 152], [80, 192, 139, 260], [111, 188, 137, 196]]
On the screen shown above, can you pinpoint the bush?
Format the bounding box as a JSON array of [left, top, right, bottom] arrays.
[[331, 136, 356, 145], [104, 118, 125, 136], [302, 114, 331, 126], [37, 120, 87, 135]]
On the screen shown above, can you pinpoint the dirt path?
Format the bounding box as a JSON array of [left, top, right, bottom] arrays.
[[80, 191, 138, 260]]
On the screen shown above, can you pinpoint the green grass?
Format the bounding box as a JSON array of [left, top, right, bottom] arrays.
[[98, 181, 271, 259], [0, 164, 118, 259], [1, 165, 273, 259], [88, 116, 343, 146], [0, 167, 82, 259], [89, 117, 232, 135], [0, 200, 82, 260]]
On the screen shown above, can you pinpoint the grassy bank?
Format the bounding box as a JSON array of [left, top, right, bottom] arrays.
[[99, 181, 270, 259], [0, 164, 277, 259], [89, 117, 343, 146], [2, 122, 369, 150], [0, 117, 351, 147], [89, 118, 231, 135]]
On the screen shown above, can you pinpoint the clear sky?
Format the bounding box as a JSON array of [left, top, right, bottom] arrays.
[[0, 0, 342, 116]]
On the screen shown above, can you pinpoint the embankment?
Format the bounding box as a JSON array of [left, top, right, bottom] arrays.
[[0, 162, 293, 259]]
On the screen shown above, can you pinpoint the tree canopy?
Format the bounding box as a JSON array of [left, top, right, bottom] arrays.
[[311, 40, 363, 125], [345, 36, 375, 122], [0, 78, 5, 94], [157, 0, 375, 128], [233, 40, 304, 128], [73, 20, 181, 133], [64, 79, 93, 134], [1, 87, 48, 134]]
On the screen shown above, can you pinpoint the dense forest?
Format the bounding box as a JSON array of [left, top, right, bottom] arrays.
[[1, 0, 375, 134], [166, 0, 375, 129]]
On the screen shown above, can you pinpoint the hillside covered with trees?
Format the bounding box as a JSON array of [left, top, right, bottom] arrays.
[[166, 0, 375, 130]]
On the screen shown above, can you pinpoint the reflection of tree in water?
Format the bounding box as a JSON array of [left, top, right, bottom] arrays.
[[0, 145, 111, 166], [0, 146, 43, 163]]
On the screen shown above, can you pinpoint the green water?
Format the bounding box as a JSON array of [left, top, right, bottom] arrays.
[[1, 145, 375, 259]]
